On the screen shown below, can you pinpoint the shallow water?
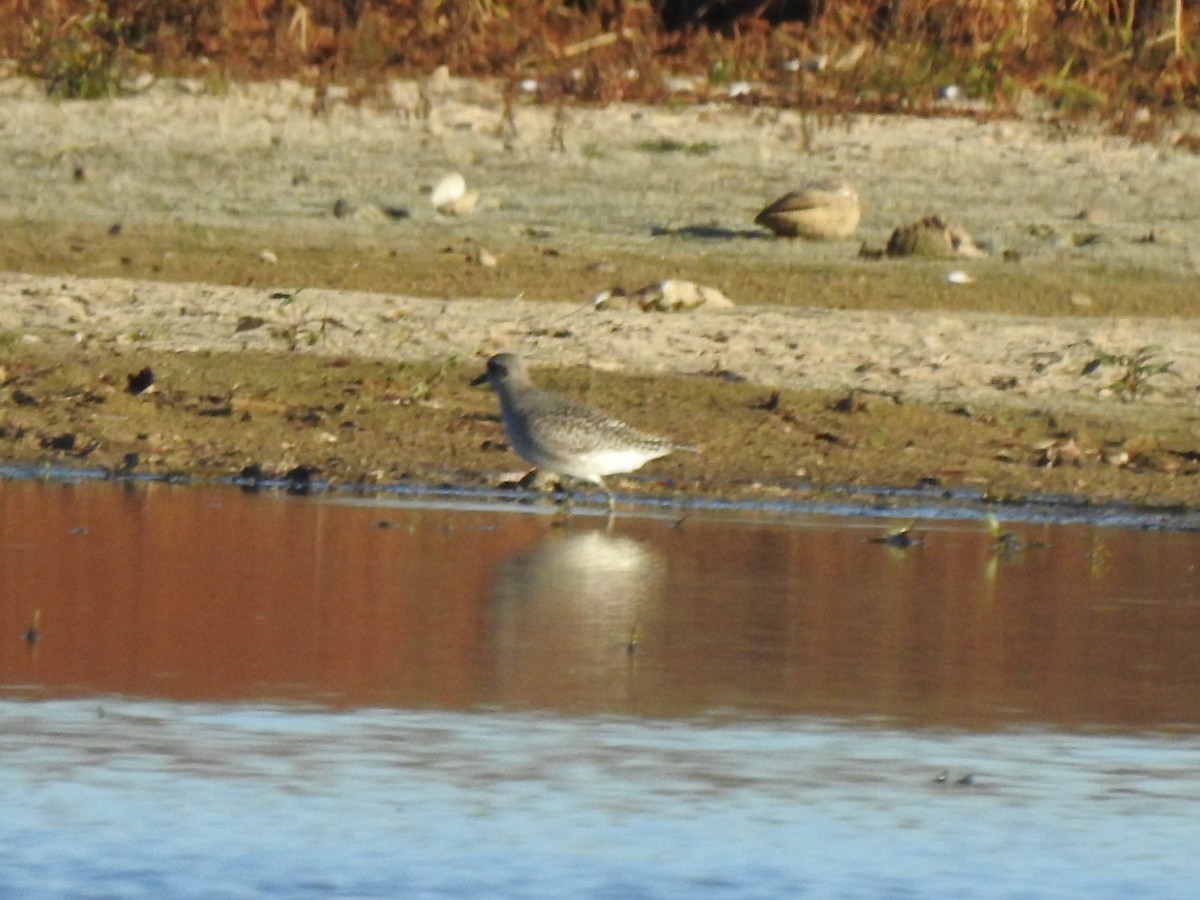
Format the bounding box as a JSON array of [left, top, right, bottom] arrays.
[[5, 699, 1199, 900], [2, 481, 1199, 898]]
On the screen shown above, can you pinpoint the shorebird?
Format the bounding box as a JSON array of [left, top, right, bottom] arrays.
[[755, 181, 861, 240], [473, 353, 694, 511]]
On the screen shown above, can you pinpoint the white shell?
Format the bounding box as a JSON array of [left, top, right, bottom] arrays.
[[431, 173, 467, 210], [946, 270, 974, 285]]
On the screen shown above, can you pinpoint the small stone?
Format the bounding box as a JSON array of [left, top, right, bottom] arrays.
[[126, 367, 155, 395], [442, 192, 479, 216], [886, 216, 986, 259], [258, 249, 278, 264], [1057, 232, 1103, 249], [627, 279, 735, 312], [887, 218, 954, 258]]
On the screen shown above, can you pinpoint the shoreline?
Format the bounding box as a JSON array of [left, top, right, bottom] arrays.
[[0, 78, 1198, 516], [1, 272, 1198, 518]]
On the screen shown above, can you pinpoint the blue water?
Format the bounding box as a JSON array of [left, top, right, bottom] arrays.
[[3, 482, 1199, 897], [3, 699, 1197, 899]]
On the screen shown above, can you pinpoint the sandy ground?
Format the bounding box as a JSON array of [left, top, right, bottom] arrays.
[[1, 75, 1199, 504], [4, 270, 1200, 418], [3, 75, 1199, 271]]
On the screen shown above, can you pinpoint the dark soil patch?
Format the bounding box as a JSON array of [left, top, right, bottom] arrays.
[[3, 341, 1198, 512]]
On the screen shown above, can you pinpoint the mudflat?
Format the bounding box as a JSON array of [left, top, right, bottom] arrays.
[[1, 76, 1198, 511]]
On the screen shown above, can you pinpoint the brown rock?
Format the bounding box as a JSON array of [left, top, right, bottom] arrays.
[[755, 182, 861, 240]]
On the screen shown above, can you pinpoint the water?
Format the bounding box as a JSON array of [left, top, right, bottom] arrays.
[[2, 481, 1199, 898]]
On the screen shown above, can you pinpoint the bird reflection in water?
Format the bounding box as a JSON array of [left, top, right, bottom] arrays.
[[489, 528, 666, 712]]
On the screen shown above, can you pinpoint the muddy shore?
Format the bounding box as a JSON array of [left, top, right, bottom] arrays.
[[1, 77, 1198, 514]]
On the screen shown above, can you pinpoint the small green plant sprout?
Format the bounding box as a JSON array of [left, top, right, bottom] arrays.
[[986, 514, 1049, 558], [986, 513, 1022, 555], [1079, 345, 1179, 401], [869, 521, 924, 550], [410, 354, 459, 401], [708, 57, 737, 85], [267, 290, 344, 352]]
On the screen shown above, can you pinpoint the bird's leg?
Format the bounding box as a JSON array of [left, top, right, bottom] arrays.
[[603, 503, 616, 531], [599, 478, 616, 515]]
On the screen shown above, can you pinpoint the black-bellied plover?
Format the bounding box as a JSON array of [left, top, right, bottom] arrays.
[[473, 353, 693, 510]]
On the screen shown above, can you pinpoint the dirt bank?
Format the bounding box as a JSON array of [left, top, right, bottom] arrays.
[[1, 77, 1198, 511]]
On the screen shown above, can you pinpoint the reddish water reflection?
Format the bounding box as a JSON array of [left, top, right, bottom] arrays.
[[2, 481, 1199, 729]]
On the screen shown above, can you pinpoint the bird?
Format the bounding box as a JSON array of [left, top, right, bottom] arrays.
[[754, 181, 861, 240], [473, 353, 694, 511]]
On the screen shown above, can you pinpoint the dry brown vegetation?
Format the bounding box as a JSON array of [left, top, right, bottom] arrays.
[[5, 1, 1197, 126]]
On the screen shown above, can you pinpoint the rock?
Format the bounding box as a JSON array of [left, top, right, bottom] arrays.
[[755, 181, 861, 240], [126, 366, 155, 395], [595, 280, 735, 312], [440, 191, 479, 217], [947, 221, 987, 256], [885, 216, 987, 258]]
